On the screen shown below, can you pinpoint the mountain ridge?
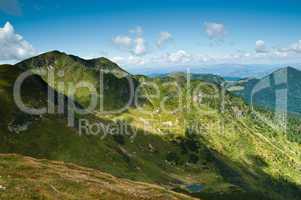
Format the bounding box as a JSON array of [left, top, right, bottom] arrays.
[[12, 50, 138, 111], [1, 52, 301, 200], [15, 50, 129, 78]]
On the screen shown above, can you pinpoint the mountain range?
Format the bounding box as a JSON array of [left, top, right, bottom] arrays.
[[135, 63, 301, 79], [0, 51, 301, 200]]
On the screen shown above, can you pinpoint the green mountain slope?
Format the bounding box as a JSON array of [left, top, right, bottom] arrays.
[[0, 54, 301, 200], [0, 154, 195, 200], [16, 50, 129, 78], [0, 64, 184, 185], [228, 66, 301, 143], [121, 75, 301, 199], [15, 51, 137, 111], [154, 72, 225, 85], [229, 67, 301, 114]]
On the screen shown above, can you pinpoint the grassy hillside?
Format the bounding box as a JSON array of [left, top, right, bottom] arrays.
[[228, 66, 301, 143], [16, 50, 129, 78], [229, 67, 301, 114], [0, 154, 195, 200], [0, 64, 186, 185], [0, 54, 301, 200], [153, 72, 225, 85], [111, 75, 301, 199], [15, 51, 137, 111]]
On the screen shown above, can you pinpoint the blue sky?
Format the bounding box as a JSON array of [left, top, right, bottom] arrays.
[[1, 0, 301, 69]]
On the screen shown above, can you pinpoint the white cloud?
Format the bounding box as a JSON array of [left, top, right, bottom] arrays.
[[133, 46, 301, 66], [272, 51, 288, 58], [163, 50, 191, 63], [112, 35, 132, 47], [0, 22, 36, 61], [132, 37, 146, 56], [111, 56, 125, 64], [204, 22, 225, 40], [113, 26, 148, 56], [290, 40, 301, 53], [157, 31, 172, 47], [111, 26, 301, 66], [255, 40, 268, 53], [128, 55, 145, 65], [110, 55, 146, 66], [279, 40, 301, 53]]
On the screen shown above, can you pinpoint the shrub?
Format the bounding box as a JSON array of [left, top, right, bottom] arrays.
[[184, 128, 202, 152], [188, 153, 199, 164], [113, 134, 125, 145], [166, 152, 180, 165]]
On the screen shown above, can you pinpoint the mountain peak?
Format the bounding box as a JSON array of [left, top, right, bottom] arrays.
[[33, 50, 69, 59], [15, 51, 129, 77], [285, 66, 299, 71], [44, 50, 65, 55], [278, 66, 298, 72]]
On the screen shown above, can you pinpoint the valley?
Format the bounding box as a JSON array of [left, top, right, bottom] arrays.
[[0, 51, 301, 199]]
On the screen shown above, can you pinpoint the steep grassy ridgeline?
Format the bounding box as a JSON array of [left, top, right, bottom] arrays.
[[15, 51, 137, 111], [16, 50, 129, 78], [1, 54, 301, 200], [0, 154, 196, 200]]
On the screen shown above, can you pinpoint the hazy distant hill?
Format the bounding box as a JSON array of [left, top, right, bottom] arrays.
[[130, 64, 294, 78], [152, 72, 225, 85]]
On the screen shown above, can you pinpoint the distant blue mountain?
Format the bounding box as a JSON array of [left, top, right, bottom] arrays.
[[128, 63, 301, 79]]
